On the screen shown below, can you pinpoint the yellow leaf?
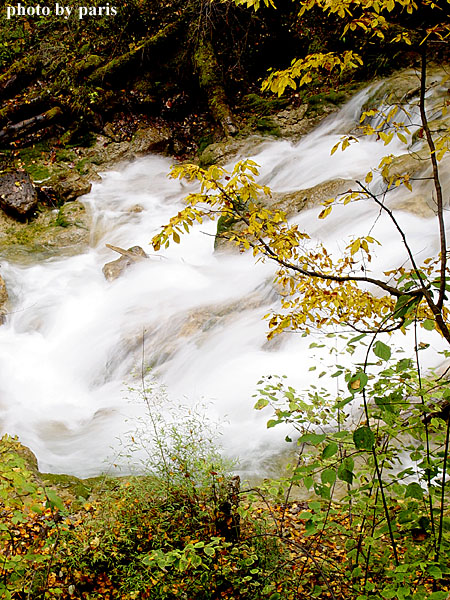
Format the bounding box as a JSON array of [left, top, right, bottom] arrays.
[[330, 142, 340, 155], [318, 206, 332, 219]]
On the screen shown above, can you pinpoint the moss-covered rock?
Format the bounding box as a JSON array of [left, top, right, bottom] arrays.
[[0, 200, 90, 262], [40, 472, 94, 502]]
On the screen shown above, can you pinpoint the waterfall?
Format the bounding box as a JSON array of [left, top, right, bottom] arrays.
[[0, 78, 448, 478]]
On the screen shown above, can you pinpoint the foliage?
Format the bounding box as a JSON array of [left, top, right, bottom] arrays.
[[148, 1, 450, 599], [234, 0, 450, 96], [0, 435, 66, 600], [0, 384, 293, 599], [252, 338, 450, 598]]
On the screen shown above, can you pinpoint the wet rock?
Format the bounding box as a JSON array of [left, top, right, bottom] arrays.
[[274, 105, 308, 136], [89, 138, 131, 166], [129, 204, 144, 213], [382, 151, 428, 183], [0, 200, 91, 263], [198, 135, 268, 167], [130, 124, 173, 155], [271, 178, 353, 216], [0, 170, 38, 220], [102, 245, 148, 281], [0, 274, 8, 325], [48, 172, 92, 202], [215, 178, 353, 252]]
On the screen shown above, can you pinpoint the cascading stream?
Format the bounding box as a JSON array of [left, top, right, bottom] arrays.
[[0, 79, 448, 477]]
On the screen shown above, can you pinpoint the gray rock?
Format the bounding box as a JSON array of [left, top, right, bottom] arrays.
[[0, 170, 38, 220], [271, 178, 353, 216], [102, 245, 148, 281], [131, 124, 173, 155], [49, 173, 92, 202]]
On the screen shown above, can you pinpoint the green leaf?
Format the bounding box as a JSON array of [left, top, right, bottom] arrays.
[[299, 511, 313, 520], [337, 466, 353, 484], [204, 546, 215, 557], [321, 468, 336, 485], [254, 398, 269, 410], [348, 372, 368, 393], [428, 565, 443, 579], [373, 340, 391, 361], [394, 294, 420, 318], [337, 457, 354, 484], [381, 588, 398, 599], [304, 476, 314, 489], [299, 433, 327, 445], [335, 396, 353, 409], [46, 489, 65, 512], [348, 334, 366, 345], [322, 442, 338, 458], [405, 482, 423, 500], [429, 592, 448, 600], [423, 319, 435, 331], [353, 426, 374, 450]]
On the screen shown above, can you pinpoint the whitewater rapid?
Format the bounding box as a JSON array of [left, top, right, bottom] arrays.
[[0, 81, 448, 477]]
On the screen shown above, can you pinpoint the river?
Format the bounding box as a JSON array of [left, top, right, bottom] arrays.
[[0, 75, 448, 478]]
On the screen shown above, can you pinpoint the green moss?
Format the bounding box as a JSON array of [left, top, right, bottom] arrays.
[[242, 93, 288, 115], [198, 133, 214, 155], [18, 141, 50, 162], [255, 116, 280, 136], [26, 164, 51, 181], [3, 220, 47, 246], [215, 213, 242, 248], [55, 149, 76, 162], [41, 472, 92, 500], [75, 158, 91, 175], [15, 142, 52, 182], [306, 90, 347, 116], [52, 208, 70, 228]]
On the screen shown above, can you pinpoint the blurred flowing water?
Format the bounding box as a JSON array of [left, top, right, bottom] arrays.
[[0, 81, 448, 477]]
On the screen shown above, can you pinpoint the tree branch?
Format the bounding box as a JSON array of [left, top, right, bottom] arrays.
[[419, 44, 447, 312]]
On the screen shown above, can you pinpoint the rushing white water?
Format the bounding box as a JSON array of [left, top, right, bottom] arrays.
[[0, 80, 448, 477]]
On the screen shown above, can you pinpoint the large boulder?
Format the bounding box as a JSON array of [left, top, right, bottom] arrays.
[[46, 172, 92, 203], [274, 105, 309, 137], [0, 200, 91, 262], [0, 170, 38, 220], [131, 124, 173, 155], [102, 245, 148, 281]]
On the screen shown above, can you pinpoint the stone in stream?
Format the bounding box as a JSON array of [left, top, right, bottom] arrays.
[[0, 170, 38, 220], [102, 244, 148, 281]]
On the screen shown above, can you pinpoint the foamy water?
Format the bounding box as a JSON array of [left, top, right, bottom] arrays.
[[0, 80, 448, 477]]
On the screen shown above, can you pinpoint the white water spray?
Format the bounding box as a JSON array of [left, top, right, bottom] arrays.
[[0, 80, 448, 477]]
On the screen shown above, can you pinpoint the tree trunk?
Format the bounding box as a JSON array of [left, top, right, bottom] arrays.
[[0, 56, 41, 100], [0, 93, 51, 127], [0, 107, 63, 143], [88, 21, 183, 86], [193, 34, 237, 137]]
